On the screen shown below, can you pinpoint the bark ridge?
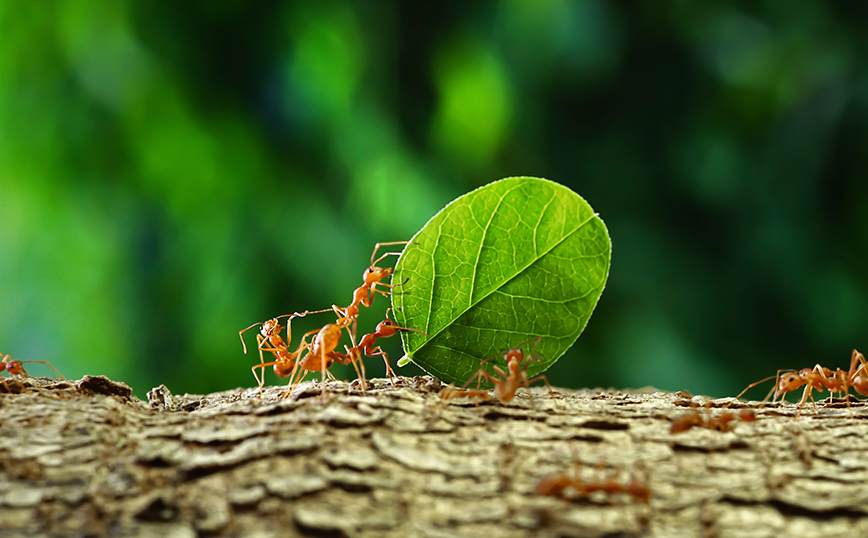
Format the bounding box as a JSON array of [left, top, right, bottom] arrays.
[[1, 375, 867, 538]]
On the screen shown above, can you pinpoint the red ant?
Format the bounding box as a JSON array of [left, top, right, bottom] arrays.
[[438, 386, 491, 402], [282, 317, 368, 398], [333, 242, 412, 337], [239, 309, 332, 397], [739, 408, 757, 422], [536, 461, 651, 504], [734, 349, 868, 414], [440, 337, 556, 404], [343, 308, 427, 387], [671, 399, 760, 433], [670, 410, 738, 434], [1, 353, 65, 392]]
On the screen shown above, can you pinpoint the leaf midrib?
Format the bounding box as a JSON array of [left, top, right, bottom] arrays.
[[410, 209, 601, 355]]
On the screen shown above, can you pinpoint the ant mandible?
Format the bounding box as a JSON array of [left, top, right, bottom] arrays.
[[343, 308, 427, 387], [440, 337, 557, 405]]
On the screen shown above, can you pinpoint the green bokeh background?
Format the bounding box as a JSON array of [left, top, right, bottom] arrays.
[[2, 2, 867, 399]]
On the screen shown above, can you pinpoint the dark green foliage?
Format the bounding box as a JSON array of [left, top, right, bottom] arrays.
[[2, 3, 868, 397]]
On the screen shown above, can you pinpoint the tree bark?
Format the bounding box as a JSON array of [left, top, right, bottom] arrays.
[[1, 375, 866, 538]]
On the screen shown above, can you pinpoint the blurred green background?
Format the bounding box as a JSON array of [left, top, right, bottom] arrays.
[[2, 1, 867, 399]]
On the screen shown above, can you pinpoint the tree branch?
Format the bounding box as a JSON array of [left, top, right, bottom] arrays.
[[1, 375, 867, 537]]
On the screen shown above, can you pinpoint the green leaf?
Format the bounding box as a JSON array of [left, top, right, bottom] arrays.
[[392, 176, 611, 385]]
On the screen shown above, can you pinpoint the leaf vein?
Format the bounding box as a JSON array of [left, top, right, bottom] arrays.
[[420, 212, 602, 350], [468, 184, 523, 307]]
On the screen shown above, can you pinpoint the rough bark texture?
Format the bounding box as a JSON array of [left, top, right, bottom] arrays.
[[1, 374, 867, 538]]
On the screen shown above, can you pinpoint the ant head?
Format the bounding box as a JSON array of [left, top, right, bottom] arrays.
[[5, 360, 26, 376], [376, 318, 398, 337], [774, 372, 803, 398], [364, 266, 393, 285], [261, 319, 281, 335], [504, 348, 524, 364]]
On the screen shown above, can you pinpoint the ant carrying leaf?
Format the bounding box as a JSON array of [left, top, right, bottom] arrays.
[[333, 242, 413, 341], [439, 337, 557, 405]]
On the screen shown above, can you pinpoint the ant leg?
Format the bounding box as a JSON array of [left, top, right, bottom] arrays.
[[371, 276, 411, 299], [373, 278, 408, 290], [333, 305, 361, 347], [253, 334, 268, 395], [851, 350, 868, 384], [451, 369, 483, 393], [20, 360, 65, 380], [253, 335, 267, 396], [796, 384, 817, 409], [285, 349, 311, 395], [776, 388, 790, 405], [381, 279, 412, 302], [252, 358, 282, 399], [853, 350, 868, 376], [366, 347, 398, 387], [238, 322, 263, 354], [294, 329, 322, 358], [734, 371, 792, 402], [336, 350, 367, 393], [794, 384, 817, 419], [282, 309, 331, 347], [522, 336, 545, 364], [318, 343, 328, 399], [469, 365, 507, 392], [0, 371, 12, 394], [370, 241, 412, 267], [274, 308, 333, 324], [526, 374, 557, 396], [284, 336, 315, 395], [437, 384, 458, 406], [290, 369, 309, 393], [370, 252, 401, 270], [349, 350, 367, 390], [474, 369, 501, 388], [370, 286, 393, 299]]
